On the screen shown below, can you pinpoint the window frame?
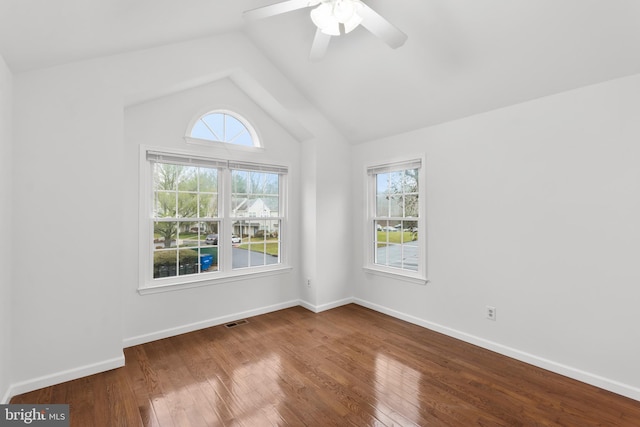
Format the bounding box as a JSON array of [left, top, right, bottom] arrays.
[[138, 146, 291, 294], [363, 156, 427, 284], [184, 109, 263, 151]]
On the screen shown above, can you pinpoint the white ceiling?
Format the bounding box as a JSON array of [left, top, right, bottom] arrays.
[[2, 0, 640, 143]]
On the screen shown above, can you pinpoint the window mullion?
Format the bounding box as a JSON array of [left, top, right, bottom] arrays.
[[221, 168, 232, 272]]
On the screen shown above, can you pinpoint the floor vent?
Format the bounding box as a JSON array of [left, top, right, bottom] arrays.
[[224, 319, 248, 328]]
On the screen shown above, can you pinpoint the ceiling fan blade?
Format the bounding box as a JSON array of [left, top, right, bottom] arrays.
[[243, 0, 314, 22], [309, 28, 331, 61], [359, 3, 408, 49]]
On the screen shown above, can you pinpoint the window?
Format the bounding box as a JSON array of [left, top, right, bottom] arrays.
[[230, 163, 283, 269], [150, 155, 222, 279], [188, 111, 260, 148], [366, 158, 426, 282], [140, 149, 288, 292]]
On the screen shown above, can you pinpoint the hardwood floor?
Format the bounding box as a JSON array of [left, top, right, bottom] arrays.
[[11, 304, 640, 426]]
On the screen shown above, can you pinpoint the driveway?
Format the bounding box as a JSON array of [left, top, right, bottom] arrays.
[[376, 241, 419, 271], [232, 247, 279, 269]]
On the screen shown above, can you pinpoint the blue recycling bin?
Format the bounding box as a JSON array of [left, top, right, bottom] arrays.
[[200, 254, 213, 271]]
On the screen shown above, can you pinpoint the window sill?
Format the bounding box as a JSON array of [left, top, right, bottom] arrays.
[[362, 266, 428, 285], [138, 265, 293, 295]]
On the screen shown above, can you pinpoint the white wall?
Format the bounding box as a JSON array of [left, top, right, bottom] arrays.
[[122, 78, 302, 344], [299, 137, 353, 312], [351, 73, 640, 400], [300, 140, 318, 307], [314, 137, 353, 309], [0, 54, 13, 403], [11, 61, 126, 393], [9, 32, 353, 394]]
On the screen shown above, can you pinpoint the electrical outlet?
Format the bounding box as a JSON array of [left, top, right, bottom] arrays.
[[486, 306, 496, 321], [307, 278, 311, 288]]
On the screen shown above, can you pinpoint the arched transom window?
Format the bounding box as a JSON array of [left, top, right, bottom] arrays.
[[189, 111, 259, 147]]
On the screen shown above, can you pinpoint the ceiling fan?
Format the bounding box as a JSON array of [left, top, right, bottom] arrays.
[[243, 0, 408, 60]]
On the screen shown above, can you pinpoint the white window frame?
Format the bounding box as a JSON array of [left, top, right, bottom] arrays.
[[138, 146, 290, 294], [363, 156, 427, 284], [183, 109, 264, 152]]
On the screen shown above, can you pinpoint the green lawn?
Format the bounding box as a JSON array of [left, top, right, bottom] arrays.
[[377, 231, 417, 244], [153, 232, 209, 239], [238, 239, 279, 256]]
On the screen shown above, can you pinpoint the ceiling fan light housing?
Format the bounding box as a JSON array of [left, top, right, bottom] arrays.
[[311, 0, 363, 36], [311, 2, 341, 35], [333, 0, 356, 22]]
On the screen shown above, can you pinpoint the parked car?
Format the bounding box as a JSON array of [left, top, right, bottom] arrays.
[[231, 234, 242, 244], [205, 234, 218, 245]]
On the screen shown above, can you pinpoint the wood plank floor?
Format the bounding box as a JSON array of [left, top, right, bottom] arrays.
[[11, 304, 640, 426]]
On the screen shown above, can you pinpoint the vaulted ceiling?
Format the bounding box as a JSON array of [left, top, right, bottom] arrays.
[[2, 0, 640, 143]]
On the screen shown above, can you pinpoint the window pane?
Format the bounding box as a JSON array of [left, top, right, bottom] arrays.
[[376, 173, 389, 195], [232, 219, 280, 270], [245, 196, 261, 217], [191, 120, 215, 140], [202, 221, 218, 239], [198, 168, 217, 192], [151, 222, 219, 277], [154, 191, 176, 218], [230, 196, 245, 215], [177, 249, 199, 276], [233, 246, 250, 269], [232, 170, 279, 218], [202, 114, 224, 140], [199, 247, 218, 272], [154, 250, 178, 278], [386, 244, 403, 269], [403, 169, 419, 193], [255, 172, 279, 194], [177, 166, 197, 191], [376, 221, 389, 244], [204, 230, 218, 246], [261, 196, 279, 217], [249, 243, 266, 267], [389, 195, 403, 217], [177, 222, 199, 248], [225, 115, 248, 143], [376, 243, 389, 266], [376, 195, 389, 217], [154, 163, 181, 191], [389, 171, 403, 194], [154, 221, 177, 248], [402, 242, 419, 271], [199, 193, 218, 218], [233, 220, 250, 240], [177, 193, 198, 217], [232, 170, 248, 195], [405, 220, 418, 241], [233, 220, 251, 269], [232, 132, 254, 147], [404, 195, 419, 217]]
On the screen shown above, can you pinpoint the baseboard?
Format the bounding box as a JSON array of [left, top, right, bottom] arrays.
[[298, 297, 354, 313], [123, 299, 300, 348], [1, 385, 11, 404], [5, 298, 349, 402], [6, 353, 125, 401], [353, 298, 640, 402]]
